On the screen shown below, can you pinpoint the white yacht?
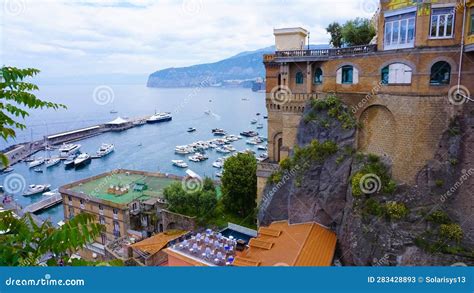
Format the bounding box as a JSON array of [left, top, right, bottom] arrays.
[[216, 147, 231, 154], [96, 143, 115, 157], [257, 145, 268, 151], [45, 157, 61, 168], [212, 159, 224, 169], [59, 144, 81, 158], [188, 153, 208, 162], [24, 184, 51, 197], [246, 139, 258, 145], [251, 119, 258, 124], [28, 158, 45, 168], [74, 153, 91, 168], [175, 146, 194, 155], [172, 160, 188, 168], [257, 123, 264, 129], [146, 112, 172, 124]]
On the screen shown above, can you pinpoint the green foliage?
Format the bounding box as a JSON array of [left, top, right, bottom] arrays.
[[164, 181, 218, 219], [363, 198, 384, 217], [384, 202, 409, 220], [222, 153, 257, 217], [341, 18, 376, 46], [308, 95, 357, 130], [351, 172, 364, 197], [439, 224, 464, 244], [449, 158, 459, 166], [352, 154, 397, 197], [427, 210, 452, 225], [326, 22, 343, 48], [0, 67, 66, 167], [0, 212, 103, 266], [435, 179, 444, 188]]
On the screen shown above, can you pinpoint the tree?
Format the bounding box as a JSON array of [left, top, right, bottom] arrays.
[[326, 22, 343, 48], [221, 153, 257, 217], [341, 18, 376, 47], [0, 212, 104, 266], [0, 67, 66, 167], [164, 180, 217, 218]]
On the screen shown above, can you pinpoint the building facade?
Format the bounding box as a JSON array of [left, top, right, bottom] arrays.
[[258, 0, 474, 199]]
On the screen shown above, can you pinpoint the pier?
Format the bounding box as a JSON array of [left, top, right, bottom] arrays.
[[23, 193, 63, 214]]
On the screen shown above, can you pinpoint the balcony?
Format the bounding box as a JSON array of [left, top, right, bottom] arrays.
[[273, 44, 377, 62]]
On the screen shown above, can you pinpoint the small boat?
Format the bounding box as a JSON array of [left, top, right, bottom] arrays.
[[215, 172, 223, 178], [74, 153, 91, 168], [175, 146, 194, 155], [2, 168, 14, 174], [133, 120, 146, 126], [64, 157, 75, 169], [216, 147, 231, 154], [240, 131, 259, 137], [205, 110, 211, 115], [172, 160, 188, 168], [251, 119, 258, 124], [263, 116, 268, 119], [212, 128, 227, 136], [188, 153, 208, 162], [45, 157, 61, 168], [241, 98, 249, 101], [24, 184, 51, 196], [59, 144, 81, 158], [29, 158, 45, 168], [187, 127, 197, 133], [96, 143, 115, 157], [257, 124, 264, 129], [33, 168, 43, 173], [212, 159, 224, 169], [146, 112, 172, 124], [110, 110, 118, 114], [256, 113, 261, 116], [257, 145, 268, 151], [246, 139, 258, 145]]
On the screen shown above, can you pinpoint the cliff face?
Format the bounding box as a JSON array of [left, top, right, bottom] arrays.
[[259, 98, 474, 266]]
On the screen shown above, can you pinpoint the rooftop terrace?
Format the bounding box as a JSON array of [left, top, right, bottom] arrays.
[[62, 170, 181, 205]]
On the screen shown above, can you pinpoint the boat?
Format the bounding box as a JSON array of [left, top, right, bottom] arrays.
[[240, 131, 259, 137], [251, 119, 258, 124], [110, 110, 118, 114], [187, 127, 197, 133], [257, 145, 268, 151], [205, 110, 211, 115], [64, 156, 76, 169], [172, 160, 188, 168], [212, 128, 227, 136], [215, 172, 223, 178], [216, 147, 231, 154], [246, 139, 258, 145], [96, 143, 115, 157], [188, 153, 208, 162], [175, 146, 194, 155], [33, 168, 43, 173], [74, 153, 92, 168], [263, 116, 268, 119], [257, 123, 264, 129], [58, 144, 81, 158], [146, 112, 172, 124], [256, 113, 261, 116], [45, 157, 61, 168], [212, 159, 224, 169], [24, 184, 51, 197], [2, 168, 14, 174], [29, 158, 45, 168], [133, 120, 146, 126]]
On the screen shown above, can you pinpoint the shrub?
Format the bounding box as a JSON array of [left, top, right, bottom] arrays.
[[427, 210, 452, 225], [435, 179, 444, 188], [364, 198, 384, 217], [439, 224, 463, 243], [384, 202, 409, 220], [351, 172, 364, 197]]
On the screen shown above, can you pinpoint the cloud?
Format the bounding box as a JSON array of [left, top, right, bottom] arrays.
[[0, 0, 373, 81]]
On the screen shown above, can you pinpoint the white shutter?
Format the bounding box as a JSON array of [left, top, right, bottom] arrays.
[[353, 67, 359, 84], [336, 68, 342, 84]]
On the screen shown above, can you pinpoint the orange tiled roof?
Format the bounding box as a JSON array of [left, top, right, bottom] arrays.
[[130, 230, 187, 255], [233, 221, 336, 267]]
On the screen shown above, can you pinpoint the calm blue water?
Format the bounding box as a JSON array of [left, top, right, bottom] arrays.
[[0, 85, 266, 224]]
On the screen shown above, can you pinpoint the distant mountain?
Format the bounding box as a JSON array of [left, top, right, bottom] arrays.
[[147, 46, 276, 88]]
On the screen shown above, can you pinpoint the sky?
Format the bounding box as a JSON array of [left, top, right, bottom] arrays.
[[0, 0, 376, 83]]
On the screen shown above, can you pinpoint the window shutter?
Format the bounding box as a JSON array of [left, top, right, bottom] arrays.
[[353, 68, 359, 84], [336, 68, 342, 84]]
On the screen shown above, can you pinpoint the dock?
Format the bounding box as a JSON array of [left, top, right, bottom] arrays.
[[22, 193, 63, 214]]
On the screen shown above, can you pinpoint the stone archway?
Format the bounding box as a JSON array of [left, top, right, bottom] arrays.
[[273, 132, 283, 162], [358, 105, 397, 158]]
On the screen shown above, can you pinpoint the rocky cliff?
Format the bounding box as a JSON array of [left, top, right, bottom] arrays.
[[259, 96, 474, 266]]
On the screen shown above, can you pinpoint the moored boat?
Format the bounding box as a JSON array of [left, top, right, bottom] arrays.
[[74, 153, 91, 168], [146, 112, 172, 124], [240, 131, 259, 137], [24, 184, 51, 197], [172, 160, 188, 168], [96, 143, 115, 157], [29, 158, 45, 169], [59, 144, 81, 158], [212, 128, 227, 136], [187, 127, 197, 133], [45, 157, 61, 168]]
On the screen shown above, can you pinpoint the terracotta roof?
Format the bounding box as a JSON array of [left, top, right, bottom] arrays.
[[130, 230, 187, 255], [233, 221, 336, 267]]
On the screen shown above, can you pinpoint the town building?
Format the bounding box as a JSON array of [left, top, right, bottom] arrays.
[[258, 0, 474, 200]]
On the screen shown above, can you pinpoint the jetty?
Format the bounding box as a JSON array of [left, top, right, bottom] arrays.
[[23, 193, 62, 214]]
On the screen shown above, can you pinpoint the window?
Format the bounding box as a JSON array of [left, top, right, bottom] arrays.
[[295, 72, 304, 84], [470, 8, 474, 35], [381, 63, 413, 85], [113, 221, 121, 238], [68, 195, 72, 202], [101, 233, 107, 245], [314, 68, 323, 84], [430, 8, 455, 38], [99, 216, 106, 225], [384, 12, 416, 50], [113, 208, 118, 215], [430, 61, 451, 85], [342, 66, 353, 84], [99, 205, 103, 211]]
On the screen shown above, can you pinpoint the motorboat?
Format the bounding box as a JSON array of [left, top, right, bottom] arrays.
[[216, 147, 231, 154], [215, 172, 223, 178], [45, 157, 61, 168], [246, 139, 258, 145], [257, 124, 264, 129], [133, 120, 146, 126], [187, 127, 197, 133], [29, 158, 45, 168], [24, 184, 51, 197], [251, 119, 258, 124], [257, 145, 268, 151], [188, 153, 208, 162], [240, 131, 259, 137], [2, 167, 14, 174], [96, 143, 115, 157], [64, 156, 76, 169], [263, 116, 268, 119], [146, 112, 172, 124], [212, 128, 227, 136], [59, 144, 81, 158], [74, 153, 92, 168], [172, 160, 188, 168], [33, 168, 43, 173], [175, 146, 194, 155], [212, 159, 224, 169]]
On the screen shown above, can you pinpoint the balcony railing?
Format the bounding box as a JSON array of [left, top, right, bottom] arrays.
[[275, 44, 377, 59]]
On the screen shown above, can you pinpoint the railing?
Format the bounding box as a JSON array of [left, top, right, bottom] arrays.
[[275, 44, 377, 59]]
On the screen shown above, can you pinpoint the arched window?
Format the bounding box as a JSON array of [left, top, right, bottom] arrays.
[[381, 63, 412, 84], [314, 68, 323, 84], [430, 61, 451, 85], [341, 66, 353, 84], [295, 72, 304, 84]]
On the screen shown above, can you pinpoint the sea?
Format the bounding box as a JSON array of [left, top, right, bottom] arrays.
[[0, 84, 267, 225]]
